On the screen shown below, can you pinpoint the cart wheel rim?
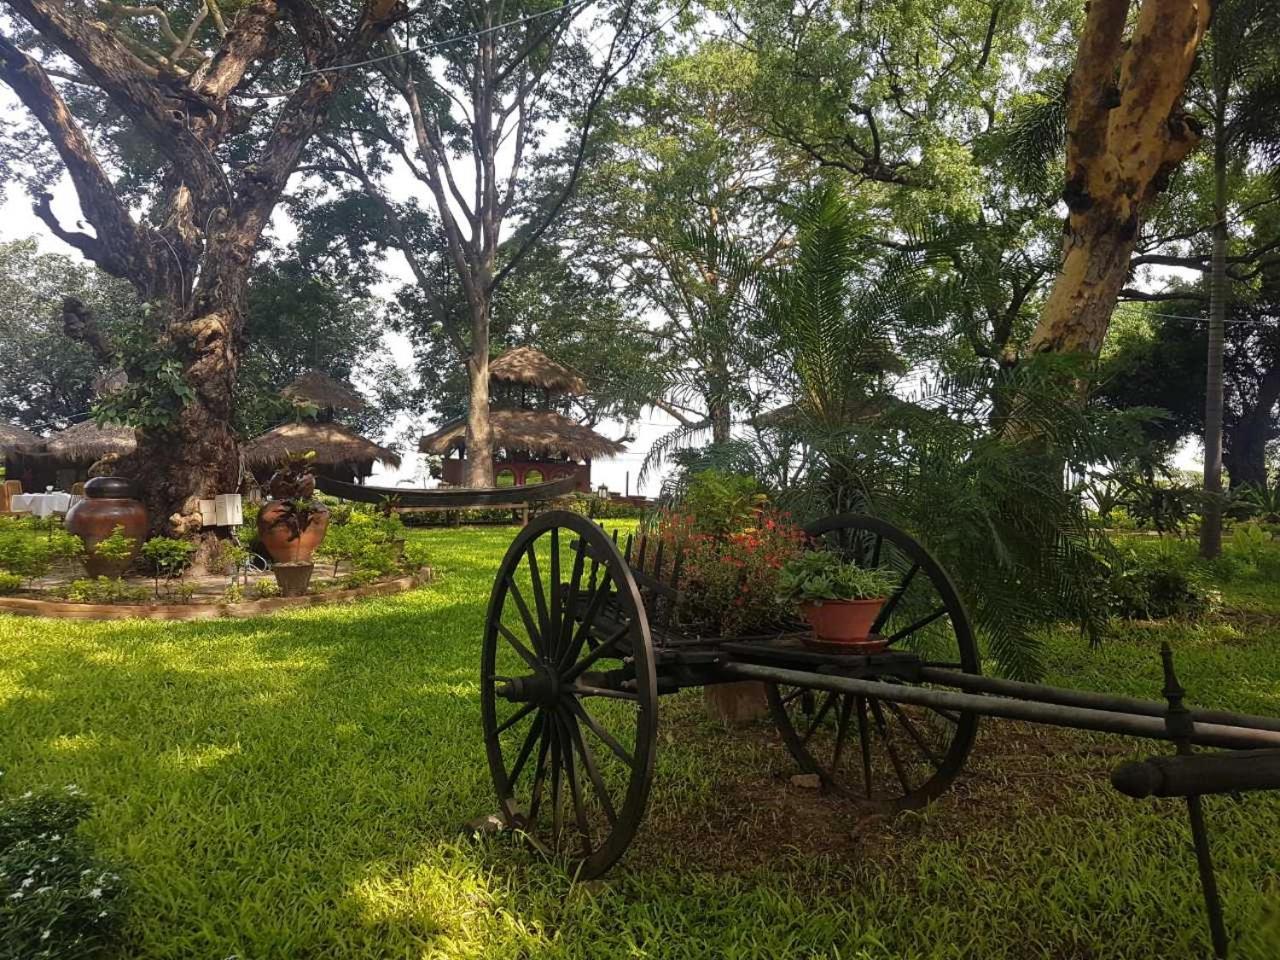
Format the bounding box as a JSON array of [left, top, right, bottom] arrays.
[[767, 514, 980, 811], [481, 511, 658, 878]]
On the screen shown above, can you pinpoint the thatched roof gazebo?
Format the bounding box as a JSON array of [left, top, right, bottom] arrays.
[[489, 346, 587, 395], [243, 420, 400, 484], [281, 370, 368, 412], [45, 421, 137, 462], [0, 421, 40, 456], [420, 409, 623, 491]]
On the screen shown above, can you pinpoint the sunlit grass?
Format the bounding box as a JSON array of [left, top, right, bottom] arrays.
[[0, 521, 1277, 958]]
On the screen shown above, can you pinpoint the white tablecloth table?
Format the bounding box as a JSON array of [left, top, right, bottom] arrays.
[[10, 492, 80, 517]]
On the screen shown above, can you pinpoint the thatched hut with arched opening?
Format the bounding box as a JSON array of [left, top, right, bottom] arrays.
[[25, 420, 138, 490], [420, 347, 623, 490], [243, 420, 400, 485]]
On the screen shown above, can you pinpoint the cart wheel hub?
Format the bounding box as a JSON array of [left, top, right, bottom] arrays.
[[496, 667, 561, 707]]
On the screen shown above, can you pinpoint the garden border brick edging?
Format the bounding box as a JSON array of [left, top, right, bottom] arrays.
[[0, 569, 434, 621]]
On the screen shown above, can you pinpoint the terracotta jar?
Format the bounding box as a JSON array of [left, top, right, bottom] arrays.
[[257, 499, 330, 564], [65, 476, 148, 578]]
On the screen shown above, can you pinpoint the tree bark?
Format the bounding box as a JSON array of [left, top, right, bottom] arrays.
[[1224, 363, 1280, 491], [1200, 106, 1230, 559], [465, 306, 497, 488], [1026, 0, 1211, 359]]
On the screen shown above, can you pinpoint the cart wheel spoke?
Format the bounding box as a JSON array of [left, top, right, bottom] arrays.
[[524, 541, 551, 640], [869, 698, 912, 793], [856, 694, 873, 799], [885, 606, 948, 646], [505, 577, 544, 657], [491, 701, 537, 738], [830, 694, 855, 771], [507, 714, 545, 786], [561, 705, 619, 829], [562, 621, 625, 683], [497, 623, 540, 671], [568, 696, 636, 769]]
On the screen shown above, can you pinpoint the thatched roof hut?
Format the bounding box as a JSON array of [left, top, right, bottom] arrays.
[[281, 370, 368, 411], [0, 421, 40, 455], [243, 420, 400, 472], [44, 421, 137, 461], [489, 347, 587, 396], [419, 409, 624, 461]]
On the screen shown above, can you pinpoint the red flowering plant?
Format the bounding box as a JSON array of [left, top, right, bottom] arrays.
[[644, 501, 808, 638]]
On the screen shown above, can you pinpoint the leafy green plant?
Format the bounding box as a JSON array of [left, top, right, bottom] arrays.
[[0, 782, 127, 960], [61, 577, 148, 605], [1238, 482, 1280, 524], [216, 541, 251, 585], [353, 543, 397, 579], [403, 541, 431, 571], [0, 572, 22, 595], [0, 517, 55, 582], [91, 526, 137, 571], [676, 470, 768, 538], [252, 580, 280, 600], [1229, 522, 1270, 568], [222, 583, 244, 603], [1103, 549, 1211, 621], [140, 537, 195, 598], [341, 569, 380, 589], [777, 551, 898, 603]]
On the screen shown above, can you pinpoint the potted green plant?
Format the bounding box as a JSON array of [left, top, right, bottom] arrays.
[[257, 451, 329, 596], [778, 551, 898, 651]]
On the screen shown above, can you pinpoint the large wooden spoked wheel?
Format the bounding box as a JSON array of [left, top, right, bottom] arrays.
[[767, 514, 981, 811], [481, 511, 658, 878]]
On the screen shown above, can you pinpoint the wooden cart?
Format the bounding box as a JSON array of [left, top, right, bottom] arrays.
[[480, 511, 1280, 956]]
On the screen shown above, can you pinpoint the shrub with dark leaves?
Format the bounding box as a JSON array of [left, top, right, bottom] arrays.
[[0, 781, 126, 960]]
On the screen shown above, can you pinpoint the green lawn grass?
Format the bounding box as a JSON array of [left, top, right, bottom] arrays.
[[1, 523, 1279, 959]]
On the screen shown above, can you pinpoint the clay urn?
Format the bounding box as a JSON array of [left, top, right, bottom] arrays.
[[257, 458, 329, 564], [65, 476, 147, 577]]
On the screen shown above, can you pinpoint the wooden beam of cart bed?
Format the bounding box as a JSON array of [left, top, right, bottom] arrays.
[[719, 662, 1280, 751]]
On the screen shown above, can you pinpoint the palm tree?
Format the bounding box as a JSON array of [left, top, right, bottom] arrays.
[[1198, 0, 1280, 558]]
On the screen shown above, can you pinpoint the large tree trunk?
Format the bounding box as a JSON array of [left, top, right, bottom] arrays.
[[1224, 364, 1280, 491], [1201, 115, 1230, 559], [465, 345, 497, 488], [1026, 0, 1210, 359]]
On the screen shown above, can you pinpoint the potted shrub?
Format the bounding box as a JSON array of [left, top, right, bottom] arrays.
[[257, 452, 329, 596], [778, 551, 898, 651]]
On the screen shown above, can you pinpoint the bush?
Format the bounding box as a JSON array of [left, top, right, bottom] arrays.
[[140, 537, 195, 598], [0, 572, 22, 595], [61, 578, 149, 605], [679, 470, 768, 538], [222, 583, 244, 603], [0, 518, 54, 581], [1104, 549, 1211, 620], [1228, 522, 1270, 568], [252, 580, 280, 600], [89, 527, 136, 571], [341, 569, 380, 589], [403, 541, 431, 571], [648, 507, 807, 637], [0, 782, 127, 959]]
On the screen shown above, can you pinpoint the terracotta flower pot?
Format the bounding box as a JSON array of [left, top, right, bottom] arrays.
[[257, 500, 329, 564], [272, 561, 314, 597], [800, 598, 888, 653], [65, 476, 147, 578]]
